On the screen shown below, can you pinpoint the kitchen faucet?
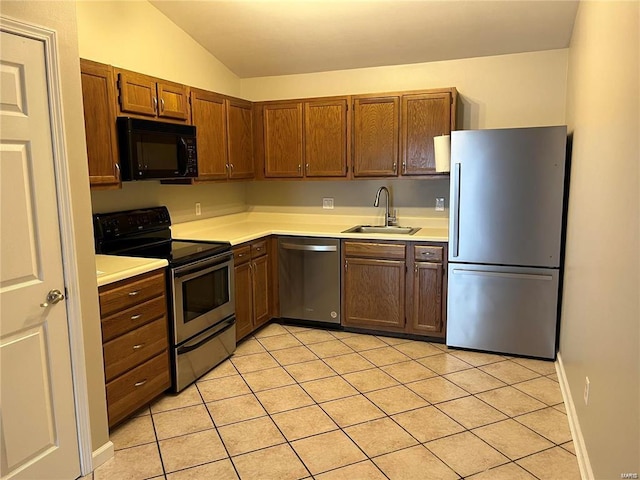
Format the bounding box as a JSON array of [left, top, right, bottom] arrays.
[[374, 186, 397, 227]]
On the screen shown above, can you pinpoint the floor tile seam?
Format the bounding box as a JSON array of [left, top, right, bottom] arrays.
[[149, 399, 207, 416], [508, 413, 573, 447], [469, 420, 557, 454], [559, 443, 578, 457], [475, 364, 543, 386], [481, 357, 547, 377], [271, 344, 322, 367], [162, 455, 231, 477], [442, 365, 509, 392], [468, 424, 560, 464], [313, 394, 386, 429], [434, 428, 513, 471], [198, 386, 243, 480], [364, 396, 433, 417], [258, 341, 306, 352], [508, 383, 562, 407], [387, 343, 443, 361], [382, 442, 467, 479], [512, 444, 572, 476], [423, 437, 511, 480]]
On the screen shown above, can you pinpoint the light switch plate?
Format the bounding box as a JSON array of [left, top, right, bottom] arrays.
[[435, 197, 445, 211], [195, 202, 201, 216], [322, 198, 334, 209]]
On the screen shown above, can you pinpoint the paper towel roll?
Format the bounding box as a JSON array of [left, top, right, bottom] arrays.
[[434, 135, 451, 173]]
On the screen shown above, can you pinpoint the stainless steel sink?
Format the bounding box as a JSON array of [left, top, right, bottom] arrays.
[[342, 225, 420, 235]]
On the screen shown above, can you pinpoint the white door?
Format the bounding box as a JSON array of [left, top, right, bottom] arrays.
[[0, 30, 80, 479]]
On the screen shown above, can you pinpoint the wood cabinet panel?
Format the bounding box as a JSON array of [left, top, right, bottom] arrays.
[[343, 257, 405, 329], [157, 81, 189, 120], [191, 89, 228, 180], [410, 262, 443, 335], [117, 70, 157, 117], [99, 270, 166, 317], [402, 93, 451, 175], [80, 59, 120, 188], [227, 99, 254, 179], [413, 245, 444, 263], [252, 254, 270, 328], [234, 262, 253, 341], [344, 241, 406, 260], [103, 318, 169, 382], [304, 99, 348, 177], [233, 245, 251, 266], [264, 103, 303, 177], [106, 351, 170, 427], [353, 96, 399, 177], [101, 296, 166, 342]]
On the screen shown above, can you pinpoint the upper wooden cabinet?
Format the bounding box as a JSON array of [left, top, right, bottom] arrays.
[[80, 59, 120, 189], [190, 88, 228, 181], [116, 69, 189, 122], [401, 92, 453, 175], [352, 96, 400, 177], [226, 99, 254, 179], [304, 99, 348, 177], [189, 90, 254, 182], [352, 88, 456, 178], [263, 102, 304, 178]]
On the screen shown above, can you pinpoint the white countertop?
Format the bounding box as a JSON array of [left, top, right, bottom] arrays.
[[95, 254, 168, 287], [171, 211, 449, 245]]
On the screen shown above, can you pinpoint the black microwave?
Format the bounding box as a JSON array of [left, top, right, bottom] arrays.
[[117, 117, 198, 181]]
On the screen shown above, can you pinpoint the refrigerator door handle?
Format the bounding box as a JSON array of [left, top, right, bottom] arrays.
[[451, 268, 554, 281], [451, 162, 461, 257]]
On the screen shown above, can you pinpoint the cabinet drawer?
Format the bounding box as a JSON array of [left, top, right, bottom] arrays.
[[106, 351, 170, 427], [344, 241, 405, 260], [251, 239, 268, 258], [414, 245, 444, 263], [103, 318, 168, 382], [101, 295, 166, 342], [99, 270, 165, 317], [233, 245, 251, 265]]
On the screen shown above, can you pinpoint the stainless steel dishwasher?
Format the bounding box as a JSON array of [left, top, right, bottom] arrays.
[[278, 236, 341, 324]]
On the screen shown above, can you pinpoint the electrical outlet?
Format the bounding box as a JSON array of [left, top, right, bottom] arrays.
[[435, 197, 445, 211], [584, 376, 590, 405], [195, 202, 201, 216], [322, 198, 334, 210]]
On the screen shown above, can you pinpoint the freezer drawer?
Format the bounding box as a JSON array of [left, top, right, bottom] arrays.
[[446, 264, 559, 359]]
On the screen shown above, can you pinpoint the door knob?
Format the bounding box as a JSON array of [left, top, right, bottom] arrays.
[[40, 289, 65, 308]]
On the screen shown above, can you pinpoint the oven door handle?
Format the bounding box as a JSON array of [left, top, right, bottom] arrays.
[[173, 253, 233, 280], [176, 317, 235, 355]]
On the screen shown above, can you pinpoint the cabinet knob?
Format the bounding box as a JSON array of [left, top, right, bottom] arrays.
[[392, 162, 397, 173]]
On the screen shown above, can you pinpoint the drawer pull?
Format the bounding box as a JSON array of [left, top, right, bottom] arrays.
[[132, 344, 145, 350], [130, 314, 142, 320], [128, 291, 140, 297], [134, 379, 147, 387], [421, 252, 433, 256], [237, 253, 245, 257], [255, 247, 261, 251]]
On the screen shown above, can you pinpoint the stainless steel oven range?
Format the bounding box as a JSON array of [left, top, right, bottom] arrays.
[[94, 206, 235, 392]]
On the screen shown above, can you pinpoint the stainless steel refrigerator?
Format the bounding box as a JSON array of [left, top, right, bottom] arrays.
[[446, 126, 567, 360]]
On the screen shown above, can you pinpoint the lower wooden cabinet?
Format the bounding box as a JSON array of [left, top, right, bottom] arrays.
[[233, 237, 273, 341], [342, 240, 447, 338], [98, 269, 170, 427]]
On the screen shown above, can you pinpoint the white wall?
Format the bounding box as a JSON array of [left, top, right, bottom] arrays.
[[241, 49, 569, 130], [76, 0, 241, 96], [561, 1, 639, 479]]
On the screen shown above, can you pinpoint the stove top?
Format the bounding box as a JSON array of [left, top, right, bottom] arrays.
[[93, 207, 231, 267]]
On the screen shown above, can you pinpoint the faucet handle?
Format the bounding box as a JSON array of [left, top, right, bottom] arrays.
[[388, 209, 398, 226]]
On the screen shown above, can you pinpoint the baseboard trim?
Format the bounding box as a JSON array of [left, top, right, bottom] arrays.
[[92, 441, 114, 470], [556, 353, 594, 480]]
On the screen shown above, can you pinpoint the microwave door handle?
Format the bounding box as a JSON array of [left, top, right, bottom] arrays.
[[178, 138, 189, 176]]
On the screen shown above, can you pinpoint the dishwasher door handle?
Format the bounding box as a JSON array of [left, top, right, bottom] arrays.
[[280, 243, 338, 252]]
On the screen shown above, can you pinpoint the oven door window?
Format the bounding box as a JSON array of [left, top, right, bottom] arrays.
[[182, 265, 230, 323]]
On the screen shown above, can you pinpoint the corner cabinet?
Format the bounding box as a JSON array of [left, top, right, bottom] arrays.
[[233, 237, 273, 341], [80, 59, 120, 188], [342, 240, 448, 338], [98, 269, 171, 427]]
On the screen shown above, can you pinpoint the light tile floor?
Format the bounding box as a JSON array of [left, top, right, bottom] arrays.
[[88, 323, 580, 480]]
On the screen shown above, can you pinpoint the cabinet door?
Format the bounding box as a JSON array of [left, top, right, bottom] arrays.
[[157, 81, 189, 120], [80, 59, 120, 188], [304, 99, 348, 177], [264, 103, 303, 177], [410, 262, 444, 336], [401, 93, 451, 175], [234, 262, 253, 341], [191, 89, 228, 180], [117, 70, 157, 117], [227, 99, 254, 179], [343, 258, 405, 329], [353, 96, 399, 177], [252, 254, 270, 328]]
